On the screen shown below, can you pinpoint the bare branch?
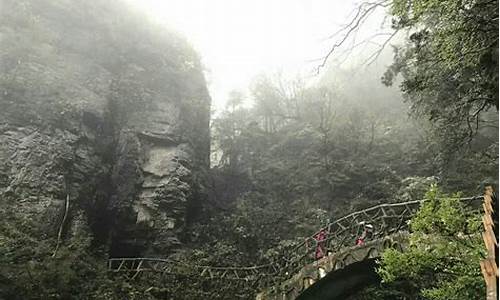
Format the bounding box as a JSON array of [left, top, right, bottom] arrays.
[[361, 29, 399, 66], [334, 32, 395, 65], [317, 0, 390, 74]]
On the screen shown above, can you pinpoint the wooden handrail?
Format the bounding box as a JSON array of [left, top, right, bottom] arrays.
[[480, 187, 498, 300]]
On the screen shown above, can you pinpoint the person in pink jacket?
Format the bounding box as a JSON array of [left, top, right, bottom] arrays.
[[314, 229, 328, 260]]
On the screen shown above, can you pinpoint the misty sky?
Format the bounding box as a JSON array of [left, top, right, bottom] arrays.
[[127, 0, 390, 112]]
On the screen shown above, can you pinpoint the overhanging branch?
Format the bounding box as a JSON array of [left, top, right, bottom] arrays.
[[317, 0, 391, 73]]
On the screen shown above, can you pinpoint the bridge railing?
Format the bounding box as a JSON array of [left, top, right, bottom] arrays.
[[271, 196, 483, 278], [108, 257, 280, 287], [107, 196, 482, 287]]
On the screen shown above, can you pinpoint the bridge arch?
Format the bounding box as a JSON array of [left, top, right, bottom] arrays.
[[256, 233, 409, 300]]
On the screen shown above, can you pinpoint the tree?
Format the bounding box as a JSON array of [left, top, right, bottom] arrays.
[[211, 90, 248, 169], [382, 0, 498, 154], [375, 185, 485, 299], [301, 87, 337, 172], [320, 0, 498, 191]]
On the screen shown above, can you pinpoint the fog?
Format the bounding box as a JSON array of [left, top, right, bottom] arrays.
[[1, 1, 496, 299], [127, 0, 395, 112]]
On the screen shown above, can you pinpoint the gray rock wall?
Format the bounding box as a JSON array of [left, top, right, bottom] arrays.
[[0, 0, 210, 257]]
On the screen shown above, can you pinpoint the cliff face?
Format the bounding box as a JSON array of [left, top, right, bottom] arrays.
[[0, 0, 210, 257]]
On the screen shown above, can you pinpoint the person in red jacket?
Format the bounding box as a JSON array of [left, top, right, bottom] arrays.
[[314, 229, 328, 260]]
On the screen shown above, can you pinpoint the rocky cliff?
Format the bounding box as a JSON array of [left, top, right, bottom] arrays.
[[0, 0, 210, 258]]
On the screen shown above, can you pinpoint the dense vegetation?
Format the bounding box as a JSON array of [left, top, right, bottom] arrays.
[[0, 0, 497, 299], [383, 0, 498, 186], [352, 186, 485, 299], [197, 0, 498, 298]]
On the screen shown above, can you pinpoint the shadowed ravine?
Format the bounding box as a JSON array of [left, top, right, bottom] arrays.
[[296, 259, 380, 300]]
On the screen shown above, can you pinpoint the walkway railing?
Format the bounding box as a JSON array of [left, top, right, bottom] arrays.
[[108, 257, 279, 287], [108, 196, 483, 288], [269, 196, 482, 279], [480, 188, 498, 300]]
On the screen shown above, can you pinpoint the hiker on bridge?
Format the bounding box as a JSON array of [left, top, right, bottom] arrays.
[[314, 228, 328, 260], [355, 222, 373, 246]]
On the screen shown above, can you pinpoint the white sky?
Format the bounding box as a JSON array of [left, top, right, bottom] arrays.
[[126, 0, 389, 112]]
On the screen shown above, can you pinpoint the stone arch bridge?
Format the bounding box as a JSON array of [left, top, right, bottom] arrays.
[[108, 196, 482, 299]]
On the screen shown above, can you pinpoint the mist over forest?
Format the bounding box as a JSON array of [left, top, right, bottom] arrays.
[[0, 0, 498, 299]]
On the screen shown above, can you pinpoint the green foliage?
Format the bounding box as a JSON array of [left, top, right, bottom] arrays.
[[375, 185, 486, 300], [384, 0, 498, 160], [207, 60, 495, 297], [0, 201, 178, 300], [212, 71, 426, 209], [1, 204, 97, 299]]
